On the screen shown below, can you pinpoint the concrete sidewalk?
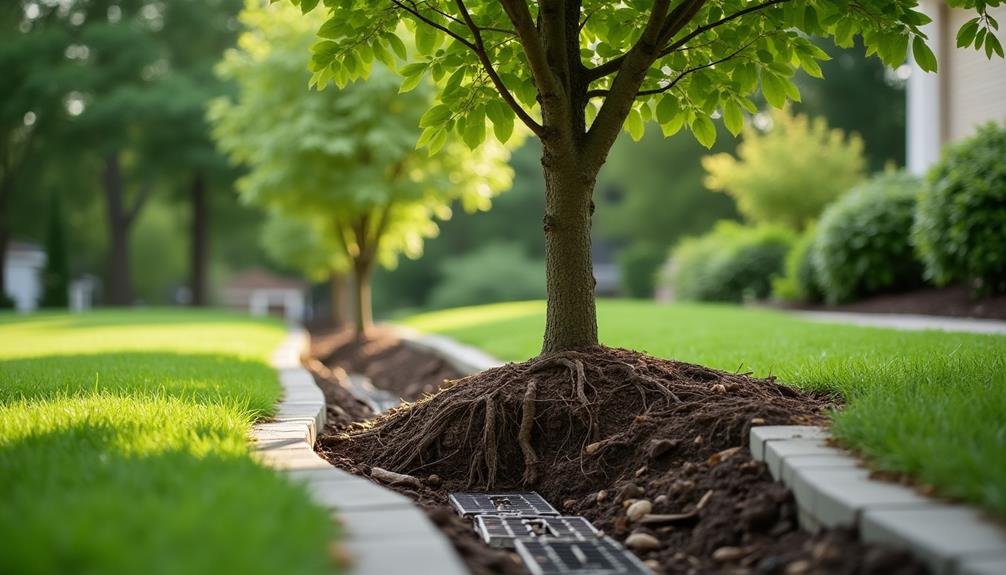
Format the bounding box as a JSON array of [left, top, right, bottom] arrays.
[[794, 311, 1006, 335]]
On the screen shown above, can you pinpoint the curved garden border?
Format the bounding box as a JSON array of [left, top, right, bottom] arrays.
[[250, 328, 467, 575], [397, 326, 1006, 575]]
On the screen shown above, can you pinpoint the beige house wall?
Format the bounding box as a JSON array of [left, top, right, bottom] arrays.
[[944, 6, 1006, 143]]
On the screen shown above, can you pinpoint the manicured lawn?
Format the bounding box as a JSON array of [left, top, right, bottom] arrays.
[[403, 300, 1006, 518], [0, 310, 333, 575]]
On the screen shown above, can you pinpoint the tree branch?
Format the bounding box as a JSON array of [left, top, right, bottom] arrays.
[[392, 0, 476, 50], [635, 39, 756, 97], [585, 0, 786, 81], [498, 0, 564, 102], [126, 181, 154, 225], [454, 0, 544, 135]]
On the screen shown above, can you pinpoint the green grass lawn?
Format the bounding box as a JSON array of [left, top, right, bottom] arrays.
[[403, 299, 1006, 518], [0, 310, 333, 575]]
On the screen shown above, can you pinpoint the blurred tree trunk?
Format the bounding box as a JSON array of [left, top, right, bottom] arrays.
[[351, 260, 373, 338], [329, 271, 351, 326], [189, 172, 208, 306], [0, 179, 9, 301], [102, 153, 151, 306]]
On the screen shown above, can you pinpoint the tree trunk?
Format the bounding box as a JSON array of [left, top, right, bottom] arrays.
[[103, 154, 133, 306], [189, 172, 208, 306], [351, 261, 373, 338], [329, 271, 351, 326], [541, 150, 599, 353], [0, 177, 10, 302]]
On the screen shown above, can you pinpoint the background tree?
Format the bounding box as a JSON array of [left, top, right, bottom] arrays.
[[210, 1, 514, 335], [301, 0, 995, 353], [40, 190, 70, 308], [702, 107, 866, 230]]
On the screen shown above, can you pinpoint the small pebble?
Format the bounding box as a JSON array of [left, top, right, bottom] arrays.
[[626, 499, 653, 521], [426, 474, 442, 487], [635, 465, 648, 477], [595, 490, 608, 503], [648, 438, 679, 459], [711, 546, 746, 563], [751, 417, 765, 425], [785, 560, 811, 575], [563, 499, 577, 511], [625, 532, 661, 551], [623, 498, 638, 508], [620, 483, 645, 499], [711, 383, 727, 394], [585, 441, 603, 454], [654, 494, 668, 505]]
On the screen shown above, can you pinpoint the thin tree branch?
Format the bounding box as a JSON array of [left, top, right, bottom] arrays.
[[634, 39, 757, 97], [585, 0, 786, 81], [498, 0, 564, 101], [126, 181, 153, 225], [454, 0, 544, 135], [391, 0, 476, 50]]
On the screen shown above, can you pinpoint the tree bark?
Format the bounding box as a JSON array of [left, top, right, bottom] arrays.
[[351, 261, 373, 338], [0, 176, 10, 302], [103, 154, 133, 306], [189, 172, 208, 306], [328, 271, 351, 326], [540, 148, 600, 353]]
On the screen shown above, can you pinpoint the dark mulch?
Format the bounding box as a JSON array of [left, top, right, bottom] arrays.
[[308, 339, 929, 575], [309, 326, 462, 401], [779, 285, 1006, 320]]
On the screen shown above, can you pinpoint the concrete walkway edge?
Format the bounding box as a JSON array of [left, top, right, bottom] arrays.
[[393, 325, 505, 374], [750, 426, 1006, 575], [251, 328, 468, 575]]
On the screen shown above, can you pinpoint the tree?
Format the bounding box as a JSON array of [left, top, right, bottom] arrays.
[[40, 190, 70, 308], [300, 0, 996, 353], [210, 2, 514, 335], [701, 106, 865, 229]]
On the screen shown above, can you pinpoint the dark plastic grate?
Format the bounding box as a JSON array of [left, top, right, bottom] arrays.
[[449, 491, 559, 517], [474, 515, 600, 548], [515, 537, 652, 575]]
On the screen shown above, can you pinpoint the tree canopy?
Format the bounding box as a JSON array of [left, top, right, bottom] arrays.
[[210, 1, 515, 332]]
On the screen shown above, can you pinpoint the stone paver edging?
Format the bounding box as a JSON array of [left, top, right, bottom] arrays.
[[251, 328, 467, 575], [794, 311, 1006, 335], [392, 326, 1006, 575], [750, 426, 1006, 575]]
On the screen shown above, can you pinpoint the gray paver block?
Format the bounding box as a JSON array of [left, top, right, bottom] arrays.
[[861, 506, 1006, 575], [337, 506, 441, 540], [254, 446, 332, 470], [764, 438, 845, 479], [252, 421, 314, 446], [306, 477, 413, 511], [285, 467, 358, 484], [342, 538, 467, 575], [749, 425, 831, 460], [780, 453, 859, 484], [957, 553, 1006, 575], [794, 467, 930, 528]]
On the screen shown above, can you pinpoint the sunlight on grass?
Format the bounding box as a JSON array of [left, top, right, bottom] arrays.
[[402, 299, 1006, 517], [0, 310, 333, 575]]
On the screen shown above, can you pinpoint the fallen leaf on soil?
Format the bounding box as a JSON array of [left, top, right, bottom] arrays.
[[370, 467, 423, 489]]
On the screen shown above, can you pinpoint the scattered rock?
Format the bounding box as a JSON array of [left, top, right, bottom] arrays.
[[595, 490, 608, 503], [626, 499, 652, 521], [623, 498, 638, 508], [785, 559, 811, 574], [693, 435, 704, 445], [644, 559, 661, 572], [635, 465, 648, 477], [711, 383, 727, 394], [585, 441, 603, 455], [647, 438, 679, 459], [751, 417, 766, 425], [625, 532, 661, 551], [711, 546, 747, 563], [619, 483, 645, 500], [563, 499, 577, 511], [708, 446, 742, 465], [426, 474, 442, 488], [654, 494, 668, 505], [370, 467, 423, 489]]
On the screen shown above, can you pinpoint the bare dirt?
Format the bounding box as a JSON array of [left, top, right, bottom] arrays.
[[781, 285, 1006, 320], [308, 335, 928, 575]]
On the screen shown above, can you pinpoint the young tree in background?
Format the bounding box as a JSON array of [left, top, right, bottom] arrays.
[[702, 107, 866, 229], [298, 0, 997, 353], [210, 2, 514, 335], [40, 190, 70, 308]]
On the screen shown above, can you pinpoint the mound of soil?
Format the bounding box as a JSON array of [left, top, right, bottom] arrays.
[[312, 343, 927, 574]]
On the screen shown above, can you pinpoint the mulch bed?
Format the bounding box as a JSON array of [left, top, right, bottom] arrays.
[[307, 333, 929, 574], [779, 285, 1006, 321]]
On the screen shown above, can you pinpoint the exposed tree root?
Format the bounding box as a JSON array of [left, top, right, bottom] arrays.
[[320, 346, 834, 493]]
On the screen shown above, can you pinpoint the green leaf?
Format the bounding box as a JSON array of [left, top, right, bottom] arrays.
[[913, 36, 938, 72], [387, 34, 408, 60], [722, 100, 743, 136], [760, 72, 787, 108], [299, 0, 320, 14], [625, 107, 644, 141], [957, 18, 981, 48], [462, 115, 485, 149], [419, 104, 451, 128], [486, 101, 514, 144], [987, 34, 1005, 58], [659, 109, 686, 137], [655, 94, 678, 124], [690, 114, 716, 148]]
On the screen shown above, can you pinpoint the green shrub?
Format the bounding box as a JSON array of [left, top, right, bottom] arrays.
[[813, 171, 924, 304], [428, 242, 545, 309], [670, 222, 794, 303], [772, 225, 823, 303], [913, 122, 1006, 294], [619, 242, 666, 298]]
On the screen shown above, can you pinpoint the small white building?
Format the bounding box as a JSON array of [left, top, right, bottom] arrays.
[[908, 1, 1006, 173], [3, 242, 46, 312], [221, 267, 306, 323]]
